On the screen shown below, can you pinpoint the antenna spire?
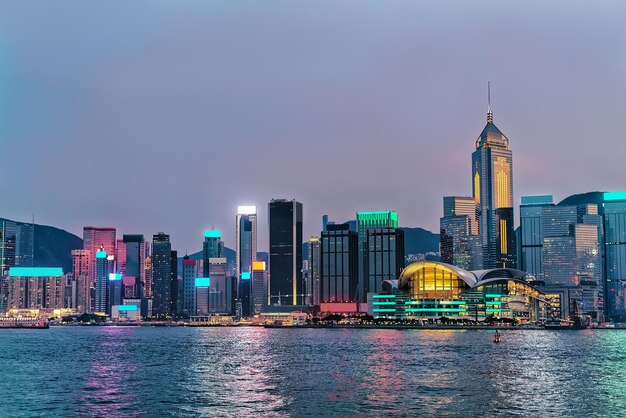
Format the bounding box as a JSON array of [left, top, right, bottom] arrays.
[[487, 81, 493, 123]]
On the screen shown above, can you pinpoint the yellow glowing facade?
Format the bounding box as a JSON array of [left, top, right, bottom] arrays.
[[494, 156, 511, 209]]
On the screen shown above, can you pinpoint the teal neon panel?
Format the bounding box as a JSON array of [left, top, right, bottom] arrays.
[[117, 305, 138, 311], [486, 308, 503, 313], [373, 301, 396, 305], [485, 301, 502, 305], [109, 273, 122, 281], [521, 195, 553, 205], [485, 294, 502, 298], [373, 295, 396, 299], [604, 192, 626, 201], [241, 272, 251, 280], [404, 308, 467, 313], [9, 267, 63, 277], [204, 230, 221, 238], [373, 309, 396, 313], [195, 277, 210, 287], [96, 251, 107, 259]]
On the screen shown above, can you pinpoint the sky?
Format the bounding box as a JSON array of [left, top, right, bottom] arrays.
[[1, 1, 625, 253]]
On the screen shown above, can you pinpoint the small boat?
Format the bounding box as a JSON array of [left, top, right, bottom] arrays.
[[493, 331, 502, 343]]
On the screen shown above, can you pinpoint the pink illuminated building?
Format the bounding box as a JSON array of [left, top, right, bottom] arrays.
[[83, 227, 116, 283]]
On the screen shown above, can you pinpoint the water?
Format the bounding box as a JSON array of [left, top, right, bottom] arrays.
[[1, 327, 625, 417]]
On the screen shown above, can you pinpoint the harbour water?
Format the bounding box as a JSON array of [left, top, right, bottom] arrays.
[[1, 327, 625, 417]]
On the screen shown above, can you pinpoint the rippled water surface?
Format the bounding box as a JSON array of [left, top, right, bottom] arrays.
[[1, 327, 625, 417]]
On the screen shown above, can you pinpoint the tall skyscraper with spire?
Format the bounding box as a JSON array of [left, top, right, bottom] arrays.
[[471, 84, 516, 268]]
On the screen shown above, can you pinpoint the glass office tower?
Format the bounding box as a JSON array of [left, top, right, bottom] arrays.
[[268, 199, 303, 306], [440, 196, 481, 270], [604, 195, 626, 320], [356, 211, 398, 302], [365, 228, 405, 295], [320, 224, 359, 303]]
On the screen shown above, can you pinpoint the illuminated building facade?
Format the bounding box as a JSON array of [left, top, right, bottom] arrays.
[[320, 224, 359, 303], [83, 227, 116, 286], [440, 196, 482, 270], [1, 267, 64, 312], [368, 261, 545, 322], [122, 234, 146, 301], [203, 230, 224, 276], [268, 199, 303, 306], [94, 248, 109, 314], [471, 102, 516, 269], [236, 206, 257, 282], [308, 237, 321, 306], [251, 261, 267, 315], [356, 211, 398, 302], [519, 196, 603, 320]]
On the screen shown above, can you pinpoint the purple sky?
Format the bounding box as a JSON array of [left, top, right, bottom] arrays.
[[1, 1, 625, 253]]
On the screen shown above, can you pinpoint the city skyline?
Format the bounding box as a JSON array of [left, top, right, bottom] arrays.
[[2, 2, 626, 253]]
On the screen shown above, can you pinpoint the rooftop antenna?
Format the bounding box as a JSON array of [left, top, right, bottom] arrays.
[[487, 81, 493, 123]]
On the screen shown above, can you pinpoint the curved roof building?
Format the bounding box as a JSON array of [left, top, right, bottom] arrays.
[[373, 261, 546, 322]]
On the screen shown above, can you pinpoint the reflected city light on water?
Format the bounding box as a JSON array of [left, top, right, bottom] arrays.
[[80, 327, 141, 417], [4, 327, 626, 416]]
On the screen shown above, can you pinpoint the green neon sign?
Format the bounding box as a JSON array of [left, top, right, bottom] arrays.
[[485, 294, 502, 298], [372, 301, 396, 306], [373, 295, 396, 299], [373, 309, 396, 313]]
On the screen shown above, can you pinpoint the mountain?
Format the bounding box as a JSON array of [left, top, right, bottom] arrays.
[[34, 224, 83, 272], [401, 227, 439, 255], [0, 217, 83, 273]]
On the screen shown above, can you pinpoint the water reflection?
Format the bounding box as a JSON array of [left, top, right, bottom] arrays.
[[79, 327, 141, 417]]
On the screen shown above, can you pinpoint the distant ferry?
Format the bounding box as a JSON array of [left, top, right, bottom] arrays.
[[0, 317, 49, 329]]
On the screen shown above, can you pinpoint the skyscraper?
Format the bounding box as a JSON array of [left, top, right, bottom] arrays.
[[170, 250, 179, 314], [519, 195, 603, 320], [203, 230, 224, 276], [181, 255, 198, 316], [365, 228, 405, 295], [251, 261, 268, 315], [356, 211, 398, 302], [268, 199, 303, 306], [320, 224, 359, 303], [83, 227, 116, 284], [0, 220, 16, 274], [308, 237, 321, 306], [604, 193, 626, 320], [440, 196, 481, 270], [15, 222, 34, 267], [236, 206, 257, 280], [94, 247, 109, 314], [519, 195, 555, 279], [152, 233, 172, 316], [471, 90, 516, 268], [122, 234, 145, 300]]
